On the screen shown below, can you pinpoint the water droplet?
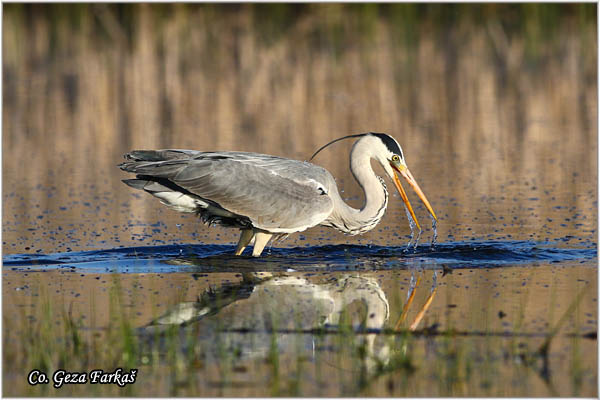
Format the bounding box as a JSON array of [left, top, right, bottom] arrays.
[[403, 204, 421, 250], [430, 216, 438, 249]]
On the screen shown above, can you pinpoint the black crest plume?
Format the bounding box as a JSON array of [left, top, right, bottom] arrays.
[[309, 133, 368, 161], [309, 132, 400, 161]]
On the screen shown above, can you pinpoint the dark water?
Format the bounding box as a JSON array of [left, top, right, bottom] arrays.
[[4, 240, 596, 274]]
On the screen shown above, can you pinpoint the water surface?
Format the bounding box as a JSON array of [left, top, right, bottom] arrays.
[[4, 240, 596, 273]]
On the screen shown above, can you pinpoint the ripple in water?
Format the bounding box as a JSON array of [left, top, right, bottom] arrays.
[[3, 240, 596, 274]]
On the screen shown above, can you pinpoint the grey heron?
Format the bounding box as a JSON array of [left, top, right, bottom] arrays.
[[119, 132, 437, 256], [142, 274, 392, 370], [145, 275, 389, 332]]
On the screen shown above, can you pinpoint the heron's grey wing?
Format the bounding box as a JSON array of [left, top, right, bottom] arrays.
[[174, 156, 334, 232], [120, 151, 334, 232]]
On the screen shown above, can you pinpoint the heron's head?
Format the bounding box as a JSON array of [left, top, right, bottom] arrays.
[[367, 133, 437, 231], [310, 132, 437, 231]]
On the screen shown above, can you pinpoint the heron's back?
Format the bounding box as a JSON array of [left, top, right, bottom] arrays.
[[119, 149, 335, 233]]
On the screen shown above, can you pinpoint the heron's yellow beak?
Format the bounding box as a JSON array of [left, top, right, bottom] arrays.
[[391, 163, 437, 231]]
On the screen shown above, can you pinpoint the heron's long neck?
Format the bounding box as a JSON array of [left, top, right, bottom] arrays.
[[326, 144, 388, 235]]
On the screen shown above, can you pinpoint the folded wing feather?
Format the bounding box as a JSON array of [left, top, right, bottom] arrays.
[[120, 150, 334, 232]]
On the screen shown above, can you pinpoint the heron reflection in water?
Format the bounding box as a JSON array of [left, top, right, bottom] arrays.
[[119, 133, 437, 256], [139, 269, 439, 372]]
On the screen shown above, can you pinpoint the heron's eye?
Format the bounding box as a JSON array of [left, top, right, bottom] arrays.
[[392, 155, 400, 162]]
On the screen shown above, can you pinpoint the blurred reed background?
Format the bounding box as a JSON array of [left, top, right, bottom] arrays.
[[2, 3, 597, 253]]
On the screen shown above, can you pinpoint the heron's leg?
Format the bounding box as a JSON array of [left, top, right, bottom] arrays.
[[252, 232, 273, 257], [235, 229, 254, 256]]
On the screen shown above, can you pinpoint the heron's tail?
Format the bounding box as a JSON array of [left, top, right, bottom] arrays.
[[124, 150, 167, 162]]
